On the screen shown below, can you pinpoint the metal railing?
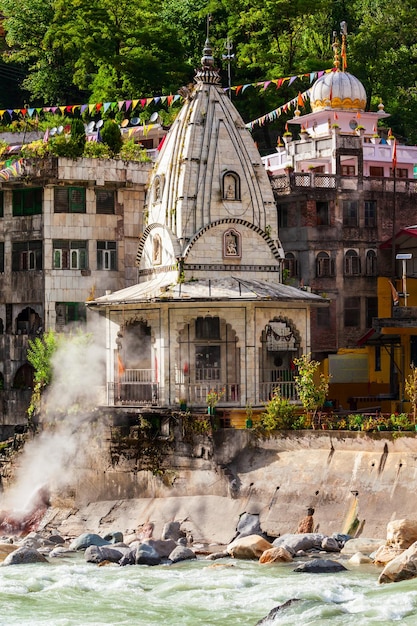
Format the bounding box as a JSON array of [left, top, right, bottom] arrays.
[[175, 382, 240, 406], [258, 381, 298, 403]]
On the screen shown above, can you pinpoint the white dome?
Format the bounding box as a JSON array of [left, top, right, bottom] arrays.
[[310, 70, 367, 112]]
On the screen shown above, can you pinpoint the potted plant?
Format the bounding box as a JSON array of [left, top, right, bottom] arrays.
[[387, 129, 395, 144], [283, 130, 293, 145], [179, 398, 187, 411], [299, 127, 310, 141], [355, 125, 365, 136], [206, 388, 225, 415], [331, 123, 340, 132], [371, 133, 381, 145]]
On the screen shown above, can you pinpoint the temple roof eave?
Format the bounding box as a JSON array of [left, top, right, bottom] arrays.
[[88, 276, 326, 308]]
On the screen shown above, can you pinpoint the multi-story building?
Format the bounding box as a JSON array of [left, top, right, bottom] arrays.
[[262, 63, 417, 370], [0, 153, 153, 437]]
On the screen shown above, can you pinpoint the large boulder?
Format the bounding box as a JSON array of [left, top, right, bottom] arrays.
[[294, 558, 347, 574], [259, 547, 293, 564], [347, 552, 373, 565], [0, 543, 18, 562], [69, 533, 110, 551], [3, 547, 48, 566], [161, 521, 185, 542], [386, 519, 417, 549], [142, 538, 178, 558], [227, 535, 273, 560], [84, 544, 128, 564], [235, 512, 263, 539], [272, 533, 325, 555], [103, 531, 124, 544], [135, 543, 162, 566], [168, 545, 196, 563], [373, 544, 404, 565], [321, 537, 340, 552], [341, 537, 385, 556], [379, 541, 417, 583]]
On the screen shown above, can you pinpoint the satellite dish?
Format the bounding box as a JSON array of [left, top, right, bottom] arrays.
[[96, 119, 104, 129], [87, 121, 95, 133], [57, 125, 64, 135], [50, 127, 57, 136], [121, 119, 129, 128], [131, 117, 140, 126], [149, 112, 159, 123]]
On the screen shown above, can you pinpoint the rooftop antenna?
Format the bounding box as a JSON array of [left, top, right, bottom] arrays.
[[222, 38, 235, 100]]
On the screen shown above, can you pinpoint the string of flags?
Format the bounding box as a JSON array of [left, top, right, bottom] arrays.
[[245, 68, 334, 131], [0, 68, 332, 122], [246, 89, 311, 131], [0, 158, 23, 180]]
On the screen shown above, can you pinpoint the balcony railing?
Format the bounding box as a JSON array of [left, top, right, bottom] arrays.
[[270, 173, 417, 194], [258, 381, 298, 404], [108, 369, 158, 406], [175, 382, 240, 406]]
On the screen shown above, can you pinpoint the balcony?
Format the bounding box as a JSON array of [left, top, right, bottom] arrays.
[[270, 173, 417, 195]]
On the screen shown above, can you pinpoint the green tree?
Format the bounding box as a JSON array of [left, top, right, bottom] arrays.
[[0, 0, 82, 103], [100, 120, 123, 155], [26, 330, 59, 423], [294, 353, 330, 423]]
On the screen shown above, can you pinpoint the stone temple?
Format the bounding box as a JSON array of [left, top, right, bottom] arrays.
[[88, 37, 325, 419]]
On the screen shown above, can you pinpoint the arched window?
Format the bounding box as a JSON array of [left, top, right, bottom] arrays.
[[16, 307, 42, 335], [344, 249, 361, 275], [365, 250, 377, 276], [316, 251, 334, 277], [222, 171, 241, 200], [283, 252, 298, 278]]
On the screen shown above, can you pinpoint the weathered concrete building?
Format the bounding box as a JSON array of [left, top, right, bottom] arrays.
[[0, 155, 152, 436], [88, 38, 324, 419]]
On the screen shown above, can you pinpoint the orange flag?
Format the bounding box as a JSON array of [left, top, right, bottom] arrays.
[[297, 92, 304, 108], [117, 353, 126, 377], [388, 280, 399, 306], [392, 138, 397, 170]]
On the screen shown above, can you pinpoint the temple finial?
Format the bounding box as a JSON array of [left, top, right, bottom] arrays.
[[340, 21, 348, 71], [332, 31, 341, 70]]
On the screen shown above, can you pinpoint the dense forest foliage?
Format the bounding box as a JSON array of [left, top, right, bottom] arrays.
[[1, 0, 417, 143]]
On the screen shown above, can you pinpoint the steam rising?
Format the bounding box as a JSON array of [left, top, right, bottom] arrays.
[[1, 333, 107, 515]]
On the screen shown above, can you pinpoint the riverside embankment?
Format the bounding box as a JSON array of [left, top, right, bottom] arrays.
[[37, 430, 417, 544]]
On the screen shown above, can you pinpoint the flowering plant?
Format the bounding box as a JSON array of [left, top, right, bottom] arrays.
[[206, 388, 225, 407]]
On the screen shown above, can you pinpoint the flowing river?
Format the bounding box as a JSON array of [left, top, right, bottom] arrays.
[[0, 555, 415, 625]]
